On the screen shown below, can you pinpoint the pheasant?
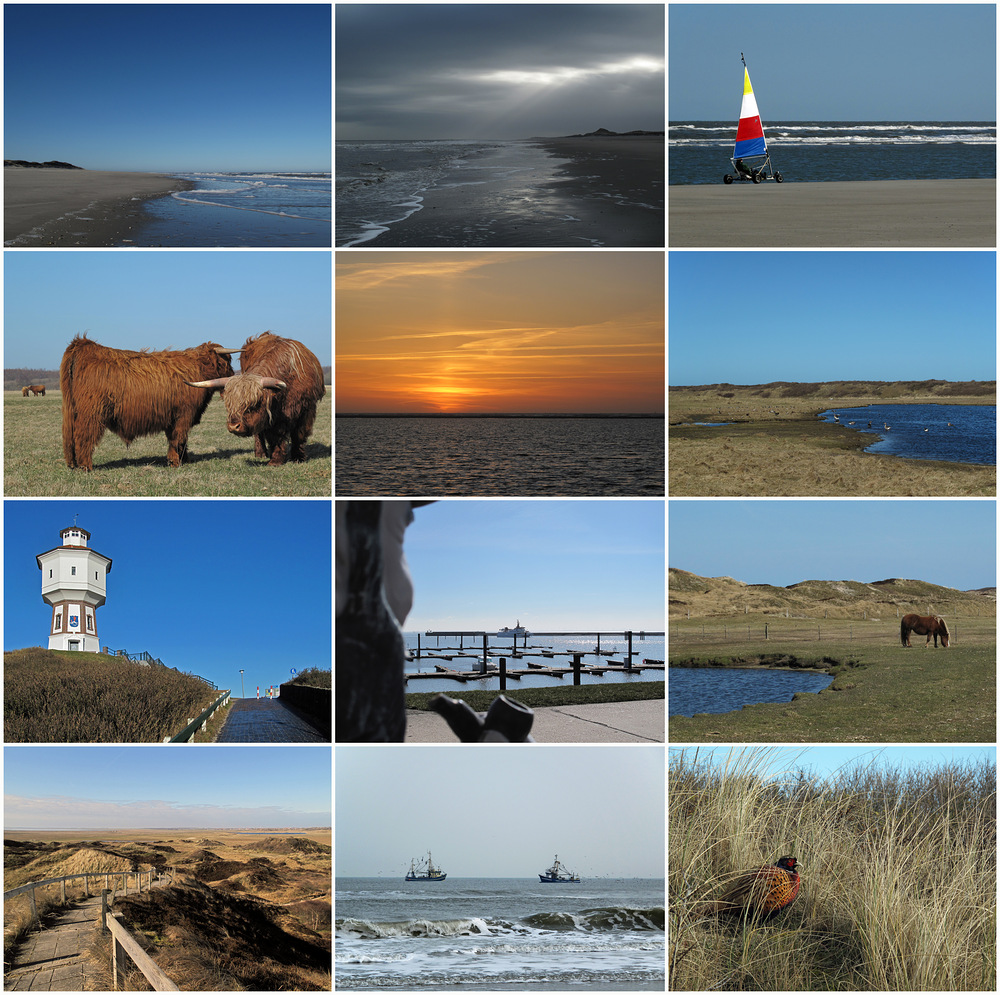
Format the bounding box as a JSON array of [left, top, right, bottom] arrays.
[[695, 855, 801, 919]]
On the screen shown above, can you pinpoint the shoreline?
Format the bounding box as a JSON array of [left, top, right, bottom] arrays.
[[4, 167, 192, 246], [361, 135, 664, 248], [668, 177, 996, 246]]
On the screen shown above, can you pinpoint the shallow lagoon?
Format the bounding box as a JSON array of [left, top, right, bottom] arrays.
[[669, 666, 833, 717]]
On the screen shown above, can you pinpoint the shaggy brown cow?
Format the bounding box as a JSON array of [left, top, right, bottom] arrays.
[[21, 386, 30, 397], [187, 331, 325, 465], [29, 385, 45, 396], [61, 334, 236, 471]]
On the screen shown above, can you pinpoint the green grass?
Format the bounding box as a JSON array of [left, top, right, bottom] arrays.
[[670, 748, 996, 991], [406, 680, 664, 712], [3, 390, 330, 496], [669, 623, 995, 742]]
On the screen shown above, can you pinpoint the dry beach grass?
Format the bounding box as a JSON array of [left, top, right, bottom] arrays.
[[669, 382, 996, 496], [669, 748, 996, 990]]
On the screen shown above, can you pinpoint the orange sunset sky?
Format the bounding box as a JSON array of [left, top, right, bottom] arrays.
[[335, 252, 664, 414]]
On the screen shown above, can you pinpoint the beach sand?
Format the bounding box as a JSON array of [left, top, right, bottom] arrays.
[[4, 168, 189, 246], [365, 135, 664, 248], [669, 178, 996, 247]]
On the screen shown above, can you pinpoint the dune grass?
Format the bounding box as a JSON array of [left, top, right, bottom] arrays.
[[4, 647, 224, 743], [669, 747, 996, 991], [668, 383, 995, 496], [3, 390, 331, 496]]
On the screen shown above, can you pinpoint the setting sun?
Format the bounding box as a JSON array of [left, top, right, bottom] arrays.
[[335, 252, 664, 414]]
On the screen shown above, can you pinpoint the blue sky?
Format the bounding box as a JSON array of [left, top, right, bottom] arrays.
[[669, 251, 995, 384], [5, 500, 331, 695], [337, 745, 664, 877], [669, 4, 996, 120], [396, 500, 665, 632], [669, 500, 995, 591], [4, 4, 331, 172], [4, 251, 331, 369], [668, 745, 995, 783], [5, 746, 331, 829]]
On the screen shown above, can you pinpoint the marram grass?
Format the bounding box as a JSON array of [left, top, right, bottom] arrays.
[[669, 747, 996, 991]]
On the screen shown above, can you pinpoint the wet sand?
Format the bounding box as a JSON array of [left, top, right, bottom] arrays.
[[4, 167, 189, 245], [366, 135, 664, 248], [669, 178, 995, 247]]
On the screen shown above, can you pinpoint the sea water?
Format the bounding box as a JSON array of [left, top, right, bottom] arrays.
[[336, 877, 665, 991], [335, 416, 665, 496], [404, 632, 665, 694], [135, 171, 331, 246], [668, 667, 834, 717], [669, 121, 996, 184], [335, 139, 565, 247], [817, 404, 995, 465]]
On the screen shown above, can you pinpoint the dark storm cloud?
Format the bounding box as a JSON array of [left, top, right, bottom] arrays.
[[336, 4, 664, 139]]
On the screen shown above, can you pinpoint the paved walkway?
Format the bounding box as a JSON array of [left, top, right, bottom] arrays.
[[405, 698, 664, 743], [6, 895, 102, 992], [216, 697, 328, 742]]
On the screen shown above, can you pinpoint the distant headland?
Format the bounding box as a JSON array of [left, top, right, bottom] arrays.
[[5, 159, 83, 169]]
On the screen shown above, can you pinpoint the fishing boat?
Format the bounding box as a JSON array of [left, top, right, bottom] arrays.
[[539, 854, 580, 883], [496, 620, 529, 638], [723, 53, 783, 184], [406, 851, 447, 881]]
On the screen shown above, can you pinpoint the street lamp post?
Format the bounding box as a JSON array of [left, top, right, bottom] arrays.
[[239, 669, 245, 698]]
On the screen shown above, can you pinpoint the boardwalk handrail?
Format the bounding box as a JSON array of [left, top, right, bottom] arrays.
[[104, 909, 179, 991], [165, 689, 231, 743], [4, 868, 161, 924]]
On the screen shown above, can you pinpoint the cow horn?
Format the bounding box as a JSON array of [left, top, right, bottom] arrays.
[[254, 377, 288, 390], [185, 377, 232, 389], [215, 346, 243, 355]]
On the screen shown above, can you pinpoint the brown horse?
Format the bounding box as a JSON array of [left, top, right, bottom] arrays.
[[900, 614, 950, 648]]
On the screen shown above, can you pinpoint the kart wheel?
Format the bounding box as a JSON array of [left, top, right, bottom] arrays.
[[752, 171, 762, 184], [723, 174, 733, 184], [775, 172, 784, 183]]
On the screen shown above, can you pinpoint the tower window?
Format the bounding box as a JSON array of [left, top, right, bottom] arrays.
[[71, 566, 77, 576], [54, 612, 62, 631]]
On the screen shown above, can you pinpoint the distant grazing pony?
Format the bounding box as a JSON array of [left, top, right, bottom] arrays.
[[28, 385, 45, 396], [21, 386, 29, 397], [900, 613, 950, 648]]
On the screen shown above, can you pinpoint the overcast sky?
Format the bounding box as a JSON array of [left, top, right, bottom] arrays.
[[5, 746, 331, 829], [336, 745, 664, 877], [669, 500, 995, 592], [670, 4, 995, 120], [336, 4, 664, 140]]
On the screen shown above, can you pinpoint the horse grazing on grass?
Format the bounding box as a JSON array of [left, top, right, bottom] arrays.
[[900, 614, 950, 648]]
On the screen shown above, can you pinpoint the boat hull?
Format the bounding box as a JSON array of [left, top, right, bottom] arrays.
[[406, 873, 447, 881], [539, 875, 580, 882]]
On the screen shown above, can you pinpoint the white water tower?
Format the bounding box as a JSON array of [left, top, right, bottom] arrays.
[[36, 523, 113, 652]]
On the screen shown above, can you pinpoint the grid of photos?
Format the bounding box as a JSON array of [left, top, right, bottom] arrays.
[[668, 4, 997, 994], [3, 3, 334, 992]]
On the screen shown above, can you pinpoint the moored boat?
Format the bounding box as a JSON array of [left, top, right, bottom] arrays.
[[497, 619, 529, 638], [539, 854, 580, 882], [406, 850, 447, 881]]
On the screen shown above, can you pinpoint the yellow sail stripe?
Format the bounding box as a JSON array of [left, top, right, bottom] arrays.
[[743, 68, 754, 96]]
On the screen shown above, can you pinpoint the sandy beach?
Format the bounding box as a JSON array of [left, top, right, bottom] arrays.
[[365, 135, 664, 247], [669, 178, 995, 247], [4, 168, 189, 245]]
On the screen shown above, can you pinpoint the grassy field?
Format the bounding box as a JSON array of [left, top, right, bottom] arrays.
[[668, 382, 996, 496], [406, 679, 664, 713], [4, 647, 226, 743], [669, 617, 996, 742], [4, 829, 331, 991], [669, 748, 996, 991], [3, 390, 331, 496]]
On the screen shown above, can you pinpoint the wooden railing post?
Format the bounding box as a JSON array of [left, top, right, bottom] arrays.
[[101, 889, 110, 933]]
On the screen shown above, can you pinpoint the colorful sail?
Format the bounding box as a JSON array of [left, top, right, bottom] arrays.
[[734, 64, 767, 159]]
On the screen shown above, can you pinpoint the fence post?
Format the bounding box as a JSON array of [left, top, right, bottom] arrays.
[[765, 623, 768, 640], [101, 890, 110, 933], [61, 879, 67, 903], [28, 886, 37, 923]]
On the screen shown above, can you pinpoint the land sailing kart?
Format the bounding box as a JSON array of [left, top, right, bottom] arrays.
[[723, 54, 784, 185]]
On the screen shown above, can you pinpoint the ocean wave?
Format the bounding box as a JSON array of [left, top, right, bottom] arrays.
[[338, 916, 500, 939], [523, 906, 665, 932]]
